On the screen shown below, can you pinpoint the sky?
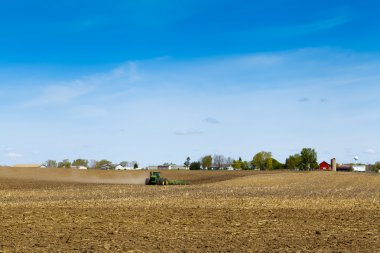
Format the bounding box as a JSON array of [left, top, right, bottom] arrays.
[[1, 0, 380, 166]]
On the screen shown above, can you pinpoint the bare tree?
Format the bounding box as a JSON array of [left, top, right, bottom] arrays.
[[213, 154, 226, 169], [225, 157, 233, 167], [120, 161, 129, 167], [88, 159, 98, 169]]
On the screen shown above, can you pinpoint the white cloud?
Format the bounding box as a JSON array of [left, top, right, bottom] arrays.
[[21, 61, 141, 108], [6, 152, 22, 158], [365, 149, 376, 154], [24, 82, 93, 106]]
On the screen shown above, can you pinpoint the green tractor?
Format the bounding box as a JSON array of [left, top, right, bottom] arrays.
[[145, 171, 169, 185], [145, 171, 189, 185]]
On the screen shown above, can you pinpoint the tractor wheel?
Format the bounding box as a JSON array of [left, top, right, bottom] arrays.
[[145, 178, 150, 185], [158, 178, 163, 185]]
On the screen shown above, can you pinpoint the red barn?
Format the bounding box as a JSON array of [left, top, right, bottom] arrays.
[[319, 161, 331, 171]]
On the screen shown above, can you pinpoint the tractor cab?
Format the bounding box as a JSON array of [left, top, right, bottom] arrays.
[[151, 171, 161, 177], [149, 171, 160, 184], [145, 171, 161, 185]]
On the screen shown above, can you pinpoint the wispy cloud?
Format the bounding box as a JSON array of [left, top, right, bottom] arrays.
[[301, 15, 351, 32], [72, 105, 108, 118], [93, 61, 141, 83], [24, 83, 93, 106], [203, 117, 220, 124], [254, 14, 352, 37], [298, 98, 309, 102], [19, 61, 141, 108], [175, 130, 203, 136]]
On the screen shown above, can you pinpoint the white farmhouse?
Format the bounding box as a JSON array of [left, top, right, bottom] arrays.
[[71, 166, 88, 170], [115, 165, 134, 170], [115, 165, 126, 170]]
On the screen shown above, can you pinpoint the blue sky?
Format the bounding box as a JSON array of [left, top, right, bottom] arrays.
[[1, 0, 380, 166]]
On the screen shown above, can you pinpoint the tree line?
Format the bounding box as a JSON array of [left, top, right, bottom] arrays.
[[186, 148, 320, 171], [43, 159, 139, 170], [42, 147, 380, 173]]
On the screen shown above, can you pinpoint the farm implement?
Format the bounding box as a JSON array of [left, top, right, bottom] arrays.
[[145, 171, 188, 185]]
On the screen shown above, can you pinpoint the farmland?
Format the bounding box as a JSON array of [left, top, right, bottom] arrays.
[[0, 168, 379, 252]]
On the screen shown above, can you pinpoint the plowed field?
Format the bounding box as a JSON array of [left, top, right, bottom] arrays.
[[0, 168, 379, 252]]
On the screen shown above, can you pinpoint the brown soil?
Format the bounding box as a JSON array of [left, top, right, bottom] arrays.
[[0, 168, 379, 252]]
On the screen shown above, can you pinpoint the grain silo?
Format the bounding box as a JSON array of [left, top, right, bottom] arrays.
[[331, 158, 337, 172]]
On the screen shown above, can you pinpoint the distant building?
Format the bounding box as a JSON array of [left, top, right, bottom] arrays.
[[353, 165, 366, 172], [225, 166, 234, 171], [115, 165, 133, 170], [337, 165, 352, 172], [71, 166, 87, 170], [157, 165, 171, 170], [147, 164, 189, 170], [319, 161, 331, 171], [336, 164, 366, 172], [115, 165, 125, 170], [169, 165, 188, 170]]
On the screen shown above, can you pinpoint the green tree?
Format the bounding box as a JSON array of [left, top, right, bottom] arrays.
[[189, 162, 201, 170], [232, 157, 242, 170], [130, 161, 138, 168], [241, 161, 251, 170], [251, 152, 262, 169], [45, 160, 57, 168], [300, 148, 318, 170], [58, 159, 71, 168], [72, 159, 88, 167], [266, 156, 273, 170], [184, 157, 191, 168], [251, 151, 273, 170], [368, 162, 380, 173], [201, 155, 212, 169], [272, 158, 284, 170], [285, 154, 301, 170]]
